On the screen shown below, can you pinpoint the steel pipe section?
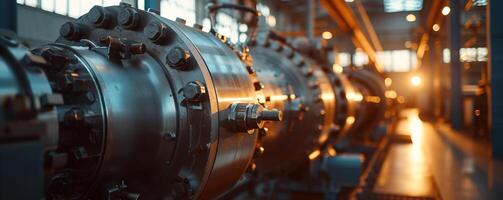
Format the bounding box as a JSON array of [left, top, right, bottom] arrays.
[[0, 3, 386, 199]]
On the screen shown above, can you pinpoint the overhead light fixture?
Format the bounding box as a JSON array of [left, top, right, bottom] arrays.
[[322, 31, 333, 40], [442, 6, 451, 15], [384, 77, 393, 87], [332, 64, 343, 73], [404, 41, 412, 48], [345, 0, 354, 2], [432, 24, 440, 31], [406, 14, 416, 22]]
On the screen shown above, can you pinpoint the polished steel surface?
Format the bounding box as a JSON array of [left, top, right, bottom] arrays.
[[249, 39, 334, 174], [165, 17, 261, 198], [0, 3, 390, 199]]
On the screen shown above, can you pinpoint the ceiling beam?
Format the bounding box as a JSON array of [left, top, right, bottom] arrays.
[[355, 0, 383, 52], [320, 0, 383, 73], [416, 0, 446, 66]]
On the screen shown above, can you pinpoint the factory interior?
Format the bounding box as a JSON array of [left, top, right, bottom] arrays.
[[0, 0, 502, 199]]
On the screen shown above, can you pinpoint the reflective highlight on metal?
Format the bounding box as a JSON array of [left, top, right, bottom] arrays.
[[0, 3, 387, 199]]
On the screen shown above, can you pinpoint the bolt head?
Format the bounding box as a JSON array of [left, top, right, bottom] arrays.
[[85, 92, 95, 103], [88, 6, 105, 25], [166, 47, 190, 68], [183, 81, 206, 101], [60, 22, 77, 39], [144, 22, 164, 41], [64, 108, 85, 127], [118, 8, 138, 29], [253, 81, 264, 91]]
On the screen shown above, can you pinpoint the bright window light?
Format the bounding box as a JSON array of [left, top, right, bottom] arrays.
[[473, 0, 487, 6], [443, 47, 488, 63], [443, 48, 451, 63], [24, 0, 37, 7], [41, 0, 55, 12], [215, 13, 239, 43], [353, 49, 369, 67], [337, 52, 351, 67], [20, 0, 143, 19], [161, 0, 196, 26], [384, 0, 423, 13], [54, 0, 67, 15], [378, 50, 416, 72], [103, 0, 122, 7]]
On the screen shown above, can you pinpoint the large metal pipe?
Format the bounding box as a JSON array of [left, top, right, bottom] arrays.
[[0, 3, 387, 199]]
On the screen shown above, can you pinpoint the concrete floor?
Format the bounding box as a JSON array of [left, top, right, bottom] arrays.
[[372, 109, 503, 200]]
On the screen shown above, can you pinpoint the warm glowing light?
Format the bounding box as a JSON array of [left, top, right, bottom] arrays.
[[411, 75, 422, 87], [366, 96, 381, 103], [432, 24, 440, 32], [333, 63, 343, 74], [346, 116, 356, 125], [267, 16, 276, 27], [269, 95, 289, 101], [408, 109, 424, 145], [250, 163, 257, 170], [345, 0, 354, 2], [385, 90, 398, 99], [328, 147, 337, 156], [318, 133, 329, 144], [347, 92, 363, 102], [406, 14, 416, 22], [397, 96, 405, 104], [258, 146, 265, 154], [384, 77, 393, 87], [404, 41, 412, 48], [442, 6, 451, 16], [308, 150, 321, 160], [322, 31, 333, 40]]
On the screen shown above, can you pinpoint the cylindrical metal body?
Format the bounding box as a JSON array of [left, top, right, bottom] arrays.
[[248, 38, 335, 174]]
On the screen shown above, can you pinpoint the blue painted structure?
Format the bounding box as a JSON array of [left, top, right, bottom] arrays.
[[0, 1, 17, 32], [449, 0, 463, 130], [489, 0, 503, 159]]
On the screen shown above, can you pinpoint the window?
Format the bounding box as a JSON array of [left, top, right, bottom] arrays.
[[473, 0, 487, 6], [353, 49, 369, 67], [18, 0, 136, 18], [383, 0, 423, 13], [257, 3, 276, 27], [377, 50, 417, 72], [336, 52, 352, 67], [443, 48, 451, 63], [214, 13, 239, 43], [160, 0, 196, 27], [442, 47, 488, 63]]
